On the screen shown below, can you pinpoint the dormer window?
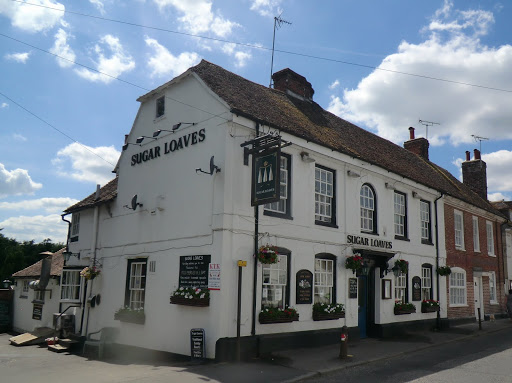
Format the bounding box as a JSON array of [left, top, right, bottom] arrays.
[[156, 96, 165, 118]]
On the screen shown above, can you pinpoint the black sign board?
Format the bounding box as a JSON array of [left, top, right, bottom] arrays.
[[412, 276, 422, 301], [179, 255, 211, 289], [32, 303, 43, 320], [0, 301, 10, 331], [349, 278, 358, 299], [251, 149, 280, 206], [190, 328, 205, 360], [296, 269, 313, 304]]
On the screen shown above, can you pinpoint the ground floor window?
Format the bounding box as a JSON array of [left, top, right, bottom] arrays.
[[125, 258, 147, 309], [421, 265, 433, 300], [449, 269, 466, 306], [262, 253, 288, 309], [395, 272, 407, 303], [61, 270, 81, 301], [489, 272, 497, 303], [314, 255, 335, 304]]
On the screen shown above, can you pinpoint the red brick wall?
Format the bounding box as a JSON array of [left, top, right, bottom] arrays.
[[444, 204, 505, 319]]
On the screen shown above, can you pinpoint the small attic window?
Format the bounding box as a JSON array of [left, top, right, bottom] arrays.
[[156, 96, 165, 118]]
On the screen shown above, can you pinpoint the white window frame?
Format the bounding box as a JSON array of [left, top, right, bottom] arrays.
[[60, 270, 81, 302], [394, 191, 407, 237], [449, 268, 467, 306], [421, 266, 432, 301], [20, 280, 30, 297], [486, 221, 495, 256], [34, 289, 45, 302], [264, 156, 289, 215], [360, 185, 375, 233], [262, 254, 288, 309], [394, 272, 407, 303], [454, 210, 464, 250], [489, 271, 497, 303], [71, 213, 80, 237], [314, 258, 334, 304], [156, 96, 165, 118], [420, 200, 431, 242], [472, 216, 480, 252], [127, 260, 147, 310], [315, 166, 334, 224]]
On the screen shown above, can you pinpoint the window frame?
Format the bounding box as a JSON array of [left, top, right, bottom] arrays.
[[264, 153, 292, 219], [155, 96, 165, 119], [420, 200, 432, 244], [394, 271, 408, 303], [124, 258, 147, 310], [454, 210, 465, 250], [394, 191, 408, 240], [360, 184, 377, 234], [20, 279, 30, 298], [314, 164, 337, 227], [472, 216, 480, 252], [489, 271, 497, 303], [60, 269, 82, 302], [449, 268, 467, 306], [261, 249, 291, 310], [70, 212, 80, 241], [486, 221, 495, 256], [33, 289, 45, 303], [314, 254, 337, 305], [421, 264, 433, 300]]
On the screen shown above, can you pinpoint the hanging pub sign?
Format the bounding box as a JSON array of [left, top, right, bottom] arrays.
[[251, 148, 281, 206]]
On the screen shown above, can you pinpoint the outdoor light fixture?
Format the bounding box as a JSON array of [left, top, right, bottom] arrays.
[[152, 129, 173, 137], [347, 170, 360, 178], [385, 182, 396, 190], [122, 142, 141, 151], [172, 122, 196, 131], [361, 261, 370, 276], [136, 136, 157, 144], [300, 151, 315, 163], [2, 280, 11, 289], [63, 251, 80, 262]]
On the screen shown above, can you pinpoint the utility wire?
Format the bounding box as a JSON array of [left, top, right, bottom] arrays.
[[9, 0, 512, 94]]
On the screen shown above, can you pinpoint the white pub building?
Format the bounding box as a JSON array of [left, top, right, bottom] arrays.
[[62, 60, 464, 360]]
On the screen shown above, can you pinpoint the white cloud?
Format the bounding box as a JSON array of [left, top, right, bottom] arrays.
[[0, 0, 65, 33], [5, 52, 30, 63], [221, 43, 251, 68], [329, 80, 340, 90], [327, 2, 512, 146], [0, 197, 79, 213], [153, 0, 239, 37], [145, 37, 200, 78], [12, 133, 27, 142], [50, 29, 76, 68], [483, 150, 512, 193], [52, 142, 120, 185], [0, 163, 42, 198], [250, 0, 283, 17], [89, 0, 105, 15], [488, 192, 510, 202], [75, 35, 135, 83], [1, 102, 8, 108], [0, 214, 68, 243]]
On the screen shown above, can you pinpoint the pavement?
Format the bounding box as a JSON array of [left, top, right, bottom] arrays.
[[2, 318, 511, 383]]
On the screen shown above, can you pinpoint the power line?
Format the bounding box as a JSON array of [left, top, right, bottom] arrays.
[[8, 0, 512, 94]]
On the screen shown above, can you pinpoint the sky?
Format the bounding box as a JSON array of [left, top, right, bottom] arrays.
[[1, 0, 512, 243]]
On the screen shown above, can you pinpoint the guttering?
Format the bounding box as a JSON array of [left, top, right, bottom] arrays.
[[434, 192, 444, 330]]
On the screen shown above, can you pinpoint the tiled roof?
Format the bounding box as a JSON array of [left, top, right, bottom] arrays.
[[190, 60, 502, 217], [64, 177, 118, 213], [491, 200, 512, 211], [12, 248, 65, 278]]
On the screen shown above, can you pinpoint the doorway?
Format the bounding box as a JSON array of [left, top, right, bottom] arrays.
[[474, 276, 484, 320], [358, 269, 376, 338]]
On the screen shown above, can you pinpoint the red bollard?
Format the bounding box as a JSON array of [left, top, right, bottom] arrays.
[[339, 325, 348, 359]]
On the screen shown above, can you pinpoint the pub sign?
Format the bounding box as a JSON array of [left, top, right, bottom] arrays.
[[251, 149, 280, 206]]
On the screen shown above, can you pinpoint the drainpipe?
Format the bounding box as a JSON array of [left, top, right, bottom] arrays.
[[434, 192, 444, 330], [251, 123, 260, 337]]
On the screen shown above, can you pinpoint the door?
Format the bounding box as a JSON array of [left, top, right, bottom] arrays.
[[358, 276, 368, 338], [474, 276, 484, 320]]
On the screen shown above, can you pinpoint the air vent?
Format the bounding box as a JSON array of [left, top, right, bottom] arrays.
[[149, 260, 156, 273]]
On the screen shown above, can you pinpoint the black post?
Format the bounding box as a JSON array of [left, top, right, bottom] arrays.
[[478, 308, 482, 330], [236, 263, 243, 362], [339, 325, 348, 359]]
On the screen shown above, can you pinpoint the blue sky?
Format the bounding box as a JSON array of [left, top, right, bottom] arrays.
[[1, 0, 512, 243]]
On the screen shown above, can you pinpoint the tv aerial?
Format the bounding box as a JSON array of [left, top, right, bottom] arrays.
[[419, 119, 440, 139], [471, 135, 489, 152], [269, 14, 292, 88]]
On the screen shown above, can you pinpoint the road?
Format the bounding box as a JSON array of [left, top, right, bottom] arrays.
[[302, 327, 512, 383]]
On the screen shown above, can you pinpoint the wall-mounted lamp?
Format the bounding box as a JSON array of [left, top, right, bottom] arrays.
[[300, 151, 315, 163], [172, 122, 196, 131], [122, 142, 141, 151], [385, 182, 396, 190], [2, 279, 12, 289], [136, 136, 158, 144], [412, 191, 420, 199], [153, 129, 173, 137], [347, 170, 361, 178], [360, 261, 370, 276], [63, 251, 80, 262]]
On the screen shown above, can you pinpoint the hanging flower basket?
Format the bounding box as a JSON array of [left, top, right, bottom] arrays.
[[437, 266, 452, 276], [257, 245, 279, 264], [394, 259, 409, 274], [170, 287, 210, 307], [345, 254, 364, 274], [421, 300, 440, 313], [259, 307, 299, 324], [394, 301, 416, 315], [80, 266, 101, 280], [312, 302, 345, 321], [114, 307, 146, 324]]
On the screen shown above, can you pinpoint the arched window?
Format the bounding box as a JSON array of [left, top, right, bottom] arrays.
[[360, 184, 377, 233]]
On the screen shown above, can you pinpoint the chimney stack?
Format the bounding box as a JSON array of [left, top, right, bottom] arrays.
[[404, 127, 429, 160], [462, 149, 487, 200], [272, 68, 314, 100]]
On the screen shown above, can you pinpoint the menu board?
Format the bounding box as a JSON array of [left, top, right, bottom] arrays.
[[190, 328, 205, 359], [32, 303, 43, 320], [412, 276, 422, 301], [296, 269, 313, 304], [349, 278, 358, 299], [179, 255, 211, 289]]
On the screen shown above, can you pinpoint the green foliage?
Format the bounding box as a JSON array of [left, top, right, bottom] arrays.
[[0, 232, 64, 282]]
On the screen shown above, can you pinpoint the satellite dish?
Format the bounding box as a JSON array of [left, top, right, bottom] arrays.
[[209, 156, 215, 175], [195, 156, 221, 175], [131, 195, 143, 210]]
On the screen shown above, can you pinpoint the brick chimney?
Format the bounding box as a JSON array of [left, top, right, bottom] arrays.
[[462, 149, 487, 200], [272, 68, 314, 100], [404, 127, 429, 160]]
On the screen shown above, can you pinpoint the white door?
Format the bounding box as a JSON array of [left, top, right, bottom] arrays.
[[474, 276, 484, 320]]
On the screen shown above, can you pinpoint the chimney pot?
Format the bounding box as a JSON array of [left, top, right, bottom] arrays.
[[409, 127, 415, 140], [125, 134, 129, 144], [465, 151, 470, 161], [474, 149, 481, 160]]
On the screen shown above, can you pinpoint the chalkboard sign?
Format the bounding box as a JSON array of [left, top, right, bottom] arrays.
[[32, 303, 43, 320], [190, 328, 205, 360], [179, 255, 211, 289], [412, 276, 422, 301], [349, 278, 358, 299], [296, 269, 313, 304], [0, 301, 10, 332]]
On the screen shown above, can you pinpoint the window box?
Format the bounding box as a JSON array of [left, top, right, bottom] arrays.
[[114, 310, 145, 324], [421, 305, 440, 313], [170, 296, 210, 307], [313, 311, 345, 321], [258, 307, 298, 324], [394, 302, 416, 315]]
